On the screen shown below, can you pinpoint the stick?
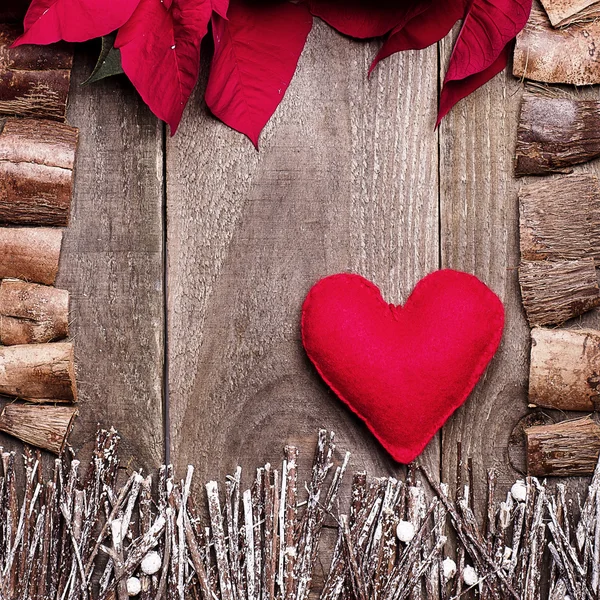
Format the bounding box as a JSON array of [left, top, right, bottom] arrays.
[[526, 417, 600, 476], [0, 118, 78, 226], [529, 327, 600, 411], [0, 342, 77, 402], [0, 25, 73, 121], [0, 227, 63, 285], [518, 258, 600, 326], [0, 279, 69, 345]]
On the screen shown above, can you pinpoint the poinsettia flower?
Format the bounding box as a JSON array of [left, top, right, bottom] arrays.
[[115, 0, 227, 134], [205, 0, 313, 147], [307, 0, 429, 39], [364, 0, 531, 123], [14, 0, 141, 45]]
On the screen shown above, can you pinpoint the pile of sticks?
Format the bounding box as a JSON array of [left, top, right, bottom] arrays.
[[3, 428, 600, 600], [0, 22, 79, 454]]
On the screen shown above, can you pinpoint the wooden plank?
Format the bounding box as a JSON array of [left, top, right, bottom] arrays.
[[167, 20, 440, 518], [439, 34, 530, 516], [56, 51, 165, 470]]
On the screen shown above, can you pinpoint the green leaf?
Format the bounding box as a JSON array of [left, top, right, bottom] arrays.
[[83, 33, 124, 86]]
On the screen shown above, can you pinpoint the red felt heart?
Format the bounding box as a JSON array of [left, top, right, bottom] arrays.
[[301, 270, 504, 463]]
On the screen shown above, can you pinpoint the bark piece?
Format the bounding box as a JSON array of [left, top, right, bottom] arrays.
[[518, 258, 600, 326], [0, 227, 62, 285], [529, 327, 600, 411], [0, 24, 73, 121], [526, 417, 600, 476], [0, 118, 78, 226], [540, 0, 600, 27], [0, 404, 77, 454], [514, 4, 600, 85], [515, 94, 600, 175], [519, 174, 600, 261], [0, 342, 77, 402], [0, 279, 69, 345]]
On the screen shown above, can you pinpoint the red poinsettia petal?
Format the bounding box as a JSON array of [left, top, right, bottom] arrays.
[[436, 0, 531, 122], [370, 0, 466, 73], [14, 0, 141, 45], [205, 0, 312, 148], [307, 0, 427, 39], [446, 0, 531, 81], [116, 0, 218, 134], [438, 43, 510, 125]]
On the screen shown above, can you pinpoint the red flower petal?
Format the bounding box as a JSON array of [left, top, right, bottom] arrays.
[[115, 0, 220, 134], [446, 0, 531, 81], [370, 0, 466, 72], [307, 0, 426, 39], [14, 0, 141, 45], [205, 0, 312, 148], [437, 43, 510, 125], [438, 0, 531, 121]]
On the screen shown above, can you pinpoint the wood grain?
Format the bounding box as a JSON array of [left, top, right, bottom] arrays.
[[167, 20, 440, 533], [439, 31, 530, 517], [57, 51, 165, 470]]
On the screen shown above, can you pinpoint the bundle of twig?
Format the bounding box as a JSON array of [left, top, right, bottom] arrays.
[[3, 428, 600, 599]]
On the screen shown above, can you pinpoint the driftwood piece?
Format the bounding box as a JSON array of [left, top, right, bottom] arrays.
[[514, 4, 600, 85], [519, 258, 600, 326], [529, 327, 600, 411], [0, 279, 69, 345], [519, 174, 600, 261], [0, 118, 78, 226], [0, 404, 76, 454], [515, 94, 600, 175], [0, 24, 73, 121], [540, 0, 600, 27], [0, 227, 62, 285], [0, 342, 76, 402], [526, 417, 600, 476]]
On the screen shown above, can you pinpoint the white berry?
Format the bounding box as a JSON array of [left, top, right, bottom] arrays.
[[141, 550, 162, 575], [442, 557, 457, 580], [126, 577, 142, 597], [396, 520, 415, 543], [463, 565, 479, 587], [511, 480, 527, 503]]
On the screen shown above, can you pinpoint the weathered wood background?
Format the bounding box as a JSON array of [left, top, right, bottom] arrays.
[[11, 20, 590, 590]]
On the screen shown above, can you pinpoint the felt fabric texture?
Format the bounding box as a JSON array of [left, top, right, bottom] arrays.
[[301, 270, 505, 463]]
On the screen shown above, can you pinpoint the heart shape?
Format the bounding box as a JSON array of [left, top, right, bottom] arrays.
[[301, 270, 504, 463]]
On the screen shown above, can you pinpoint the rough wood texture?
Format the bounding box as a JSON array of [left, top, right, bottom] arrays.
[[526, 417, 600, 476], [515, 93, 600, 175], [519, 173, 600, 261], [519, 258, 600, 326], [529, 327, 600, 411], [514, 3, 600, 85], [57, 51, 164, 469], [439, 27, 530, 522], [0, 279, 69, 344], [0, 227, 62, 285], [540, 0, 600, 26], [0, 342, 76, 402], [0, 24, 73, 121], [0, 118, 78, 226], [167, 22, 440, 510], [0, 404, 77, 454]]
